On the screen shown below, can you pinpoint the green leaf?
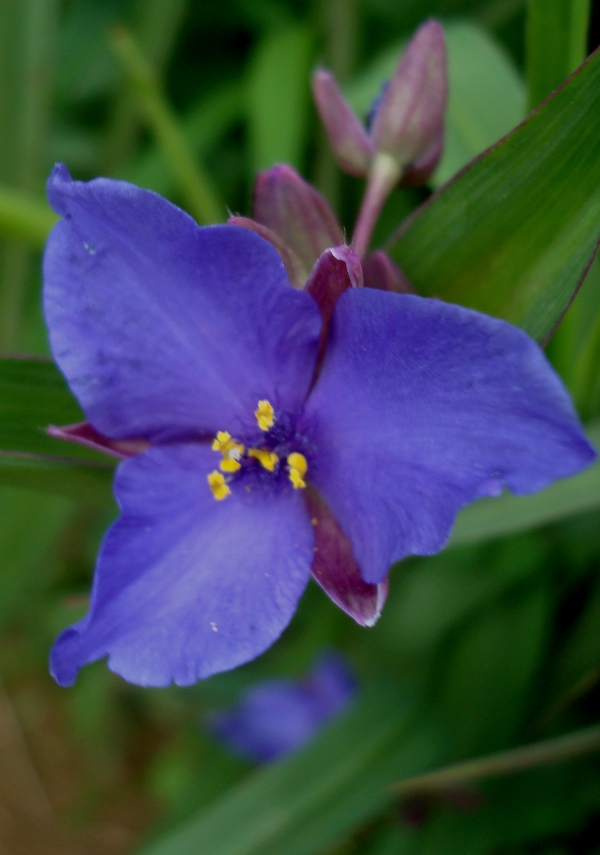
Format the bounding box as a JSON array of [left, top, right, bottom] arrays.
[[388, 45, 600, 344], [140, 685, 444, 855], [0, 357, 115, 505], [450, 420, 600, 546], [246, 25, 314, 173], [0, 485, 73, 630], [437, 582, 551, 753], [344, 21, 526, 188], [526, 0, 591, 110]]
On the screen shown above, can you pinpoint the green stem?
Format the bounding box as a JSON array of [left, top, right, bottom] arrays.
[[110, 28, 224, 225], [392, 723, 600, 795], [0, 187, 56, 248]]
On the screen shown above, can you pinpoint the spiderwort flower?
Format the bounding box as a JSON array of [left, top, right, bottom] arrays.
[[207, 652, 355, 763], [44, 164, 595, 688]]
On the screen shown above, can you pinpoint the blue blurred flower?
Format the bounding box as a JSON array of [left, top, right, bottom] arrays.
[[207, 653, 356, 763], [43, 164, 595, 689]]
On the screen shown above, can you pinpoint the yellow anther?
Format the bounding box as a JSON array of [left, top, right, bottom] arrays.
[[220, 458, 241, 473], [255, 399, 275, 431], [212, 431, 244, 477], [287, 452, 307, 477], [207, 470, 231, 500], [287, 452, 308, 489], [289, 468, 306, 489], [248, 448, 279, 472], [212, 430, 232, 451]]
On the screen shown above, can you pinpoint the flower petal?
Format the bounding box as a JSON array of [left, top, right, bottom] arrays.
[[208, 652, 355, 763], [306, 487, 387, 627], [44, 165, 321, 443], [50, 444, 314, 687], [305, 290, 596, 583], [227, 215, 306, 288]]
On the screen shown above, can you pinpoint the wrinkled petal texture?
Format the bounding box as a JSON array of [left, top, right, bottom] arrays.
[[305, 290, 596, 583], [44, 165, 321, 443], [50, 445, 314, 687]]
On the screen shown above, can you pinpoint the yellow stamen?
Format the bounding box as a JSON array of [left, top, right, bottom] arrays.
[[212, 430, 232, 451], [255, 399, 275, 431], [220, 458, 241, 473], [289, 468, 306, 489], [207, 470, 231, 500], [287, 452, 307, 489], [248, 448, 279, 472]]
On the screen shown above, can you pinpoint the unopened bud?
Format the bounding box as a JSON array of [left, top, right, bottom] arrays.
[[311, 69, 374, 177], [370, 19, 447, 170], [252, 165, 344, 278], [313, 20, 447, 185]]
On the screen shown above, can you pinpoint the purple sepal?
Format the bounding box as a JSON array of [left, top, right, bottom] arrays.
[[311, 69, 374, 178], [306, 487, 387, 627], [207, 652, 356, 763], [305, 245, 362, 363], [227, 215, 306, 289], [48, 421, 150, 459], [252, 165, 344, 275], [370, 20, 447, 169], [362, 250, 414, 294], [400, 131, 444, 187]]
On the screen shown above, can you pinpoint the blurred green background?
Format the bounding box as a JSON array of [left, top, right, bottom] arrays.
[[1, 1, 600, 853]]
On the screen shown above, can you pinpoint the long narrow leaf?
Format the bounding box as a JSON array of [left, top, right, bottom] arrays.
[[388, 45, 600, 345]]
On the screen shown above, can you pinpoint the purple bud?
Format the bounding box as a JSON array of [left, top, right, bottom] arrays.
[[305, 245, 362, 365], [47, 421, 149, 458], [252, 165, 344, 275], [400, 131, 444, 187], [311, 69, 375, 177], [306, 486, 388, 628], [362, 250, 414, 294], [228, 215, 306, 289], [370, 20, 447, 170]]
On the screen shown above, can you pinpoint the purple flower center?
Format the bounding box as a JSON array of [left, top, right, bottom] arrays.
[[208, 399, 313, 500]]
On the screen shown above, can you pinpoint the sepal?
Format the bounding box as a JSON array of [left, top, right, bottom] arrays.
[[306, 486, 388, 627], [48, 422, 149, 459]]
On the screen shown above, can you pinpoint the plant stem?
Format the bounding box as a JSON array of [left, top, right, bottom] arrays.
[[352, 153, 400, 257], [392, 722, 600, 795], [110, 27, 224, 225]]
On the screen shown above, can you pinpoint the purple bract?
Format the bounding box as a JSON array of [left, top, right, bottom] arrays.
[[44, 164, 595, 688]]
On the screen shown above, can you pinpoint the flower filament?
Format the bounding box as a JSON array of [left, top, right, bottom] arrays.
[[207, 401, 309, 499]]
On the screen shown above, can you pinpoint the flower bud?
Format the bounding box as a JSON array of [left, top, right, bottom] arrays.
[[305, 245, 362, 364], [362, 250, 414, 293], [311, 69, 374, 177], [252, 165, 344, 276], [370, 19, 447, 170]]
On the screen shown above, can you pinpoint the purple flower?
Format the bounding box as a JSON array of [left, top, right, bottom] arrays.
[[43, 164, 595, 688], [207, 653, 356, 763]]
